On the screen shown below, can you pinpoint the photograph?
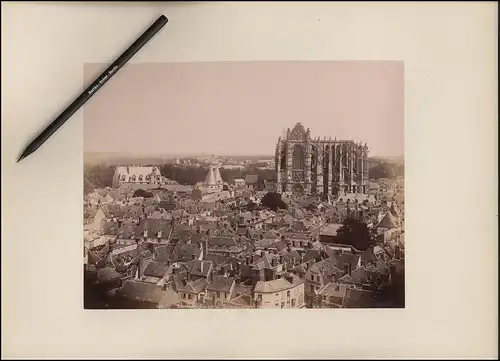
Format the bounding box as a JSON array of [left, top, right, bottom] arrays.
[[83, 61, 405, 309]]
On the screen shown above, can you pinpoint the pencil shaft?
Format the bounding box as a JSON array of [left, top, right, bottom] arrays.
[[18, 15, 168, 161]]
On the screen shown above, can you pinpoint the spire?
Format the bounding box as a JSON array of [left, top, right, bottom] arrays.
[[214, 166, 223, 184], [205, 166, 216, 186]]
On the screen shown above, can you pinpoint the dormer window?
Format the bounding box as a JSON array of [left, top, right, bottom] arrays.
[[121, 175, 126, 181], [138, 175, 143, 182], [131, 175, 137, 182], [146, 175, 151, 181]]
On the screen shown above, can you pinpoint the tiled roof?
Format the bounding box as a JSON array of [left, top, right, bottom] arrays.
[[254, 278, 292, 293], [311, 258, 342, 279], [143, 261, 170, 278], [206, 275, 235, 292], [174, 273, 208, 294], [319, 223, 342, 237], [254, 274, 302, 293], [184, 259, 213, 278], [376, 212, 398, 229], [208, 236, 238, 248], [143, 218, 172, 238]]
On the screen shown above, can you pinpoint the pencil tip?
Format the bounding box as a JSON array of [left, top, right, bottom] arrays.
[[17, 154, 26, 163]]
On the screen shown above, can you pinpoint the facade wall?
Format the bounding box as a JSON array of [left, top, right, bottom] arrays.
[[254, 283, 305, 309]]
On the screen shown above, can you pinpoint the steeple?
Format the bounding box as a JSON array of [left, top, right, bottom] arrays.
[[205, 166, 216, 186], [214, 166, 223, 184]]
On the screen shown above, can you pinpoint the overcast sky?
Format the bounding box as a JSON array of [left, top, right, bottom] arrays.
[[83, 61, 403, 157]]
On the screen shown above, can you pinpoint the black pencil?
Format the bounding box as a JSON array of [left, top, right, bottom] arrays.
[[17, 15, 168, 163]]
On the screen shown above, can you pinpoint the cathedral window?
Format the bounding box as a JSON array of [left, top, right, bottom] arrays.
[[292, 144, 305, 169]]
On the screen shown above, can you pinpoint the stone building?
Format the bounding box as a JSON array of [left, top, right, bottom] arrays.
[[274, 123, 369, 196], [112, 165, 162, 188]]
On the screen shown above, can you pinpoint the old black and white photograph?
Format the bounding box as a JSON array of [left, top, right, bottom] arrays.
[[83, 61, 405, 309]]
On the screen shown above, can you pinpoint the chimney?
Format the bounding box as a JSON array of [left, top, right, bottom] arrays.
[[343, 263, 352, 276], [271, 257, 277, 267], [279, 255, 283, 264], [300, 252, 305, 264], [137, 258, 143, 279], [203, 240, 208, 259]]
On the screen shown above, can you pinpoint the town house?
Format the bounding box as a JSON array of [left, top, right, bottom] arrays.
[[254, 274, 305, 309]]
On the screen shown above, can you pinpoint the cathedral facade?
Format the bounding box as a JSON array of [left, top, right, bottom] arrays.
[[275, 123, 369, 196]]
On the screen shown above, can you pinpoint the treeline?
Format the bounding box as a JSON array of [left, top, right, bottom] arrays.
[[84, 164, 115, 195], [159, 164, 276, 186], [368, 160, 404, 180], [83, 163, 276, 194], [84, 159, 403, 195]]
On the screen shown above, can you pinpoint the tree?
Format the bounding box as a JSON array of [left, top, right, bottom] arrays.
[[261, 192, 288, 212], [336, 217, 375, 251], [133, 189, 153, 198], [246, 201, 258, 211]]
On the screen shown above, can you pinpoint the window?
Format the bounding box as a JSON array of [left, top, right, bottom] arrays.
[[217, 292, 220, 298], [287, 290, 291, 298], [310, 274, 315, 281], [275, 302, 279, 307], [292, 144, 305, 169], [187, 294, 192, 300], [281, 302, 285, 308], [275, 293, 279, 297], [291, 299, 296, 307]]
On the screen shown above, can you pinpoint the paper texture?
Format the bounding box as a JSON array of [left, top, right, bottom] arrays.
[[1, 2, 497, 359]]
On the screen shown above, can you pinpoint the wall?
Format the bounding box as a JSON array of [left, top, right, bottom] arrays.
[[254, 283, 305, 309]]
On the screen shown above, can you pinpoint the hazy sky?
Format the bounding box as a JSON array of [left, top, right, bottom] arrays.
[[83, 61, 403, 157]]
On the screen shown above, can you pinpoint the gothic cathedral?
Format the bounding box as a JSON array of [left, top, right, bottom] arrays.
[[275, 123, 369, 197]]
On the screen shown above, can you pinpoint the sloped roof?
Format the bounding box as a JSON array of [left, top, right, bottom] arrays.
[[319, 223, 342, 237], [254, 278, 292, 293], [377, 212, 398, 229], [206, 275, 235, 292], [143, 261, 170, 278], [204, 166, 216, 186]]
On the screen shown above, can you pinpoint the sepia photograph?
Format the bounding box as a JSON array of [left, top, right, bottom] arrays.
[[83, 61, 405, 309]]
